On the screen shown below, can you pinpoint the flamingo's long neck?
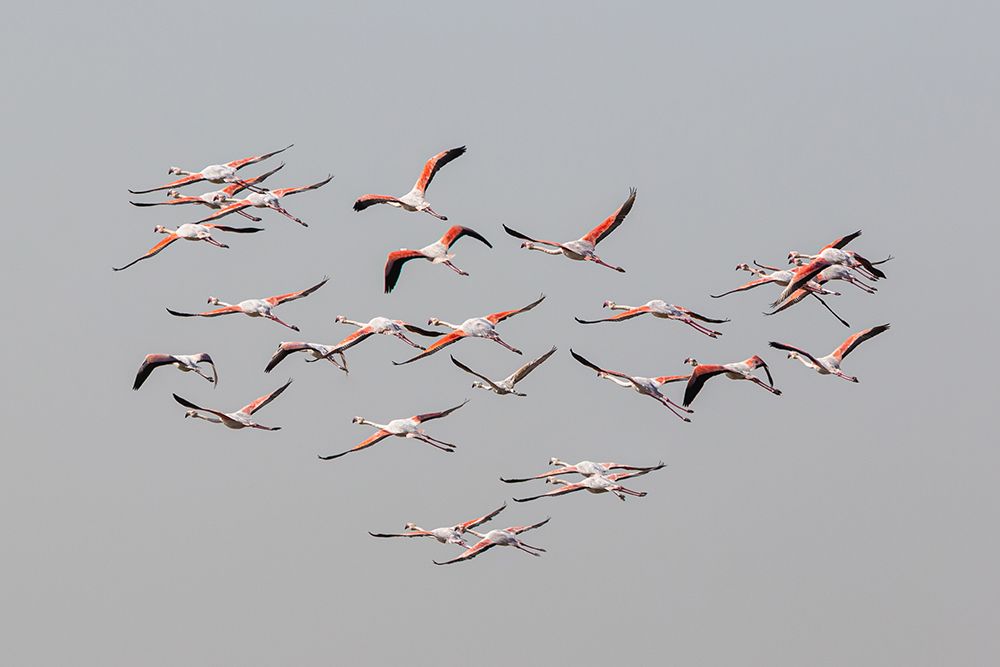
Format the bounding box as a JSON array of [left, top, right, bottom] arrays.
[[191, 412, 222, 424], [359, 419, 388, 430], [431, 320, 460, 330], [339, 318, 367, 328], [606, 302, 633, 311]]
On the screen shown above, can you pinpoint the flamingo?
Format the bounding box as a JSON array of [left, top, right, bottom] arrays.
[[128, 163, 285, 221], [501, 458, 666, 483], [383, 225, 493, 293], [773, 231, 887, 307], [173, 379, 292, 430], [368, 504, 506, 548], [769, 324, 890, 382], [432, 518, 550, 565], [502, 188, 635, 272], [194, 174, 334, 227], [112, 223, 263, 271], [353, 146, 466, 220], [575, 300, 729, 338], [263, 342, 348, 374], [681, 356, 781, 407], [166, 277, 328, 332], [450, 345, 557, 396], [128, 145, 292, 194], [570, 349, 692, 422], [710, 262, 841, 299], [132, 353, 217, 390], [318, 400, 468, 460], [785, 259, 880, 294], [512, 465, 666, 503], [393, 295, 546, 366]]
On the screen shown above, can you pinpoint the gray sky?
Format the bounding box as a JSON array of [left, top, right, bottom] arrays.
[[3, 2, 997, 665]]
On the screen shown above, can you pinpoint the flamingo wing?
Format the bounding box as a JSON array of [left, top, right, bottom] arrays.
[[569, 349, 633, 383], [513, 484, 587, 502], [502, 224, 562, 247], [265, 276, 329, 306], [128, 173, 205, 195], [194, 353, 218, 386], [653, 374, 689, 385], [224, 163, 285, 195], [368, 530, 434, 538], [768, 341, 824, 368], [204, 224, 263, 234], [678, 307, 730, 324], [384, 250, 425, 294], [581, 187, 636, 245], [413, 145, 466, 194], [710, 277, 777, 298], [851, 252, 888, 279], [450, 356, 502, 391], [112, 234, 179, 271], [318, 430, 392, 460], [172, 393, 227, 420], [412, 399, 469, 424], [771, 259, 830, 307], [241, 378, 293, 415], [392, 331, 468, 365], [832, 324, 890, 361], [575, 306, 651, 324], [682, 365, 728, 407], [433, 538, 496, 565], [195, 200, 253, 222], [508, 518, 551, 534], [400, 322, 446, 337], [485, 294, 546, 325], [500, 466, 578, 483], [225, 144, 293, 169], [129, 197, 200, 207], [607, 464, 666, 482], [508, 346, 557, 383], [270, 174, 334, 198], [824, 229, 862, 250], [353, 194, 402, 211], [264, 342, 311, 373], [328, 327, 376, 354], [439, 225, 492, 249], [132, 354, 175, 390], [459, 503, 507, 531], [166, 304, 243, 318]]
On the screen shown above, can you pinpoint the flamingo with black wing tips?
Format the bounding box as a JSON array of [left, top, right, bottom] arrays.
[[503, 187, 635, 272], [383, 225, 493, 293], [710, 262, 841, 299], [570, 349, 692, 422], [368, 504, 506, 549], [128, 164, 285, 221], [133, 353, 217, 390], [501, 458, 665, 483], [112, 223, 263, 271], [353, 146, 466, 220], [575, 299, 729, 338], [318, 400, 468, 460], [512, 465, 666, 503], [173, 379, 292, 430], [195, 174, 334, 227], [772, 230, 889, 307], [786, 259, 881, 294], [770, 324, 890, 382], [129, 145, 292, 194], [681, 356, 781, 407], [432, 518, 550, 566], [166, 277, 328, 332], [393, 295, 546, 366], [263, 342, 348, 374], [450, 345, 557, 397]]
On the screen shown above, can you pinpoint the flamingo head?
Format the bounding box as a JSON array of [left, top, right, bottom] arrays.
[[520, 241, 534, 250], [683, 357, 699, 367], [786, 351, 798, 360], [351, 416, 364, 424], [183, 410, 198, 419], [602, 300, 616, 309], [334, 315, 347, 324], [403, 522, 418, 531], [548, 457, 564, 466], [787, 251, 803, 264], [166, 189, 180, 198], [734, 263, 750, 271], [167, 166, 182, 175], [471, 381, 489, 391], [427, 317, 441, 326], [206, 296, 220, 305], [153, 225, 168, 234]]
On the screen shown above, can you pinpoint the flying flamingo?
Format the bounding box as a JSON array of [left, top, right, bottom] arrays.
[[512, 465, 666, 503], [173, 378, 292, 430], [128, 145, 292, 194], [383, 225, 493, 293], [501, 458, 666, 483], [393, 295, 546, 366], [112, 223, 263, 271], [353, 146, 466, 220], [769, 324, 890, 382], [432, 518, 550, 565], [318, 400, 468, 460], [368, 504, 507, 548], [194, 174, 334, 227], [570, 349, 692, 422], [450, 345, 557, 397], [681, 356, 781, 407], [772, 231, 888, 307], [166, 277, 328, 332], [575, 300, 729, 338], [710, 262, 841, 299], [263, 342, 348, 374], [128, 163, 285, 221], [502, 188, 635, 272], [132, 353, 217, 390], [785, 259, 880, 294]]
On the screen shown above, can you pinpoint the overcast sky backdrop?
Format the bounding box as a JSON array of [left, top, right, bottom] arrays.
[[3, 2, 998, 665]]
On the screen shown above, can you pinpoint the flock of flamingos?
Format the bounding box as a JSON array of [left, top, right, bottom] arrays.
[[119, 145, 892, 565]]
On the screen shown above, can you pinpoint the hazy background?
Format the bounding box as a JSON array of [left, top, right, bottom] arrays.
[[3, 2, 997, 665]]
